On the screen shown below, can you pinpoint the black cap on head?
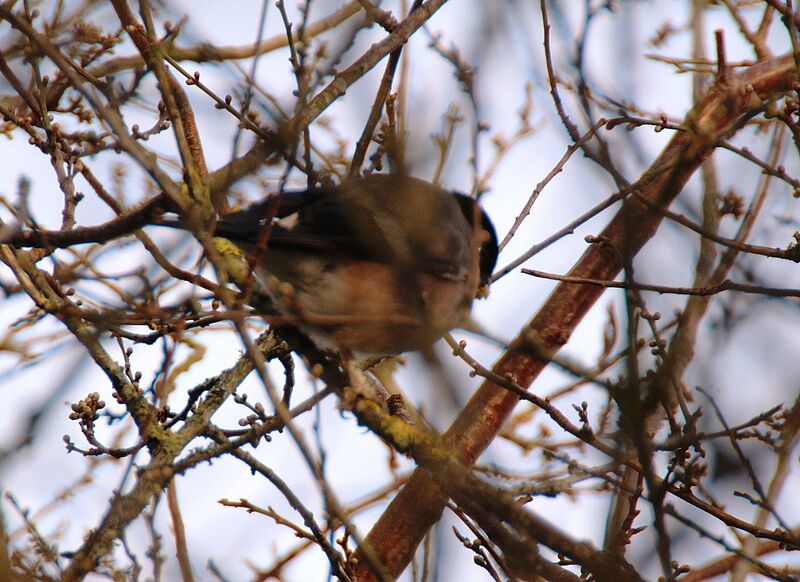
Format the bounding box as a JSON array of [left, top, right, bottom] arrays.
[[453, 193, 498, 287]]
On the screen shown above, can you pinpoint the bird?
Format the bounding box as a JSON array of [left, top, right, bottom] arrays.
[[157, 174, 498, 357]]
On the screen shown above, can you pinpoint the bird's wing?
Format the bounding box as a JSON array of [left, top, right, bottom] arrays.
[[212, 188, 384, 259], [207, 175, 498, 282]]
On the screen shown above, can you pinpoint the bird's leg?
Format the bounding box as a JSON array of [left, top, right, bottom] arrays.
[[340, 356, 390, 410]]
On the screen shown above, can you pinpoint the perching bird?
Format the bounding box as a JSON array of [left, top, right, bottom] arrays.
[[158, 174, 498, 356]]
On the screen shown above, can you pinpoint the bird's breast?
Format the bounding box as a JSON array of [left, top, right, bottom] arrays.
[[259, 251, 479, 355]]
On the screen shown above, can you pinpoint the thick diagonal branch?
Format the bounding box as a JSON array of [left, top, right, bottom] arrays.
[[351, 53, 797, 581]]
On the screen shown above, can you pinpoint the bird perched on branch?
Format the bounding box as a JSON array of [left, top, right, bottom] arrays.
[[158, 174, 498, 357]]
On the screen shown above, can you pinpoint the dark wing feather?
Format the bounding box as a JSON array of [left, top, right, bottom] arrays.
[[212, 188, 385, 259], [159, 175, 498, 282]]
